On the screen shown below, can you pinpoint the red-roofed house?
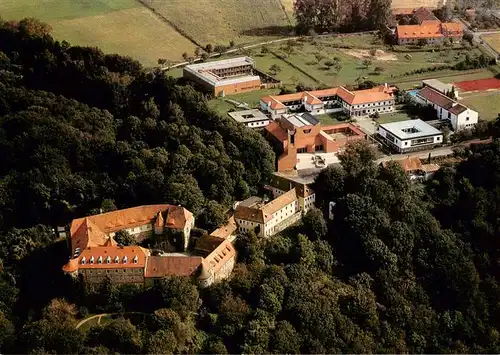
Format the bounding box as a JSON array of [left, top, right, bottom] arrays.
[[396, 22, 463, 44], [260, 85, 396, 119]]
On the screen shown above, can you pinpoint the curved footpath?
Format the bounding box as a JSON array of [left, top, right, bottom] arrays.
[[75, 313, 109, 330]]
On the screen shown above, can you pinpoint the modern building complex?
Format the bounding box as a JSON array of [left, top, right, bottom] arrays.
[[62, 205, 236, 288], [381, 156, 440, 181], [265, 113, 366, 171], [260, 85, 397, 119], [228, 109, 271, 128], [414, 86, 478, 131], [234, 189, 302, 238], [183, 57, 279, 96], [378, 119, 443, 153]]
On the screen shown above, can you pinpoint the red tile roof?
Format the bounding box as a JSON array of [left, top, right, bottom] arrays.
[[63, 245, 149, 271], [203, 239, 236, 273], [209, 216, 237, 239], [265, 121, 288, 142], [145, 256, 202, 278], [397, 23, 442, 39]]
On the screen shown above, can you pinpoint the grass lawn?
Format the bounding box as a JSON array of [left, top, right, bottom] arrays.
[[460, 92, 500, 121], [482, 33, 500, 52], [0, 0, 196, 66], [208, 88, 282, 115], [316, 113, 343, 125], [261, 39, 480, 88], [141, 0, 291, 46], [396, 68, 496, 89], [376, 111, 413, 124]]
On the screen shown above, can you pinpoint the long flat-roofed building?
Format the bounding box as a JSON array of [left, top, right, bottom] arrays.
[[183, 57, 279, 96], [265, 113, 366, 171], [378, 119, 443, 153], [260, 85, 397, 119]]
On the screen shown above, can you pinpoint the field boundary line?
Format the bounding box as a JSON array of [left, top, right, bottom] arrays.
[[277, 0, 293, 26], [269, 50, 325, 85], [135, 0, 202, 48]]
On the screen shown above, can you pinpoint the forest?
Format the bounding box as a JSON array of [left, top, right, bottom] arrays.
[[1, 17, 500, 354]]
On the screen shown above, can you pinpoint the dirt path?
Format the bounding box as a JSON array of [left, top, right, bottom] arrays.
[[76, 313, 109, 330]]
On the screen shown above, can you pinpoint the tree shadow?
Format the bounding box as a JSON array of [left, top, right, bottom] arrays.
[[240, 26, 294, 37]]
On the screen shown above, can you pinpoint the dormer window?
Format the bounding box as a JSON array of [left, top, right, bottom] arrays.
[[81, 257, 86, 265], [133, 256, 138, 264], [90, 256, 95, 264], [123, 256, 128, 264], [114, 256, 119, 263], [106, 256, 111, 264], [97, 256, 103, 264]]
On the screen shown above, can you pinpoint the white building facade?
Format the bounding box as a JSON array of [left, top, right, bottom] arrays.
[[378, 119, 443, 153]]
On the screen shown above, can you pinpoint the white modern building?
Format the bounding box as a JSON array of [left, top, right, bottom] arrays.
[[414, 86, 478, 131], [378, 119, 443, 153], [422, 79, 458, 99], [228, 109, 270, 128]]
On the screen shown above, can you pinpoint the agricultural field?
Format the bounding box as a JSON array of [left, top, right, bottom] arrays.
[[141, 0, 293, 46], [482, 33, 500, 53], [0, 0, 196, 67]]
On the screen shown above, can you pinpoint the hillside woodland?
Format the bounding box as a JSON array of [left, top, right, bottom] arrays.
[[1, 17, 500, 354]]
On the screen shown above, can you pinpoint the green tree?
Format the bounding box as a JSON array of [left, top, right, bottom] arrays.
[[153, 276, 200, 318], [114, 230, 135, 246], [302, 207, 328, 240], [368, 0, 392, 29]]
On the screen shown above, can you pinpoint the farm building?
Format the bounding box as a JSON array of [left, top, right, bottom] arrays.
[[378, 119, 443, 153], [183, 57, 279, 96], [396, 22, 463, 44]]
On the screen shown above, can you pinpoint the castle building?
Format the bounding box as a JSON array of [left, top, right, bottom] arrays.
[[265, 172, 316, 212], [234, 189, 302, 238], [62, 204, 235, 288]]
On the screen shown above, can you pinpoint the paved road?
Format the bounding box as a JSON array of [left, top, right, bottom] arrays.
[[376, 146, 454, 164], [458, 18, 500, 58], [75, 313, 108, 329]]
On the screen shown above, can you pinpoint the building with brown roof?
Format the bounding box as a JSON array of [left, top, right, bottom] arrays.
[[265, 114, 366, 172], [260, 85, 397, 119], [396, 21, 463, 45], [234, 189, 301, 238], [62, 204, 236, 289], [414, 86, 478, 131], [381, 156, 440, 181]]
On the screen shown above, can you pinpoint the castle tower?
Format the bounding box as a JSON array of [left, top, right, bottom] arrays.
[[154, 211, 164, 235]]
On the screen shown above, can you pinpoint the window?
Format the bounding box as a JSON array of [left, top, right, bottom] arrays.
[[437, 137, 441, 141], [90, 256, 95, 264], [81, 257, 86, 265], [315, 144, 324, 151], [303, 129, 311, 134], [466, 117, 469, 121], [448, 112, 451, 119], [297, 147, 307, 153], [123, 256, 128, 264], [405, 141, 408, 146]]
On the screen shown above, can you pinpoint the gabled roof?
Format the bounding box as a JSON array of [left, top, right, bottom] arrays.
[[145, 256, 202, 278], [209, 216, 237, 239], [262, 188, 298, 222], [412, 7, 439, 23], [195, 235, 224, 254], [397, 23, 442, 39], [204, 239, 236, 273], [265, 121, 288, 142], [383, 157, 422, 172], [304, 92, 322, 105], [63, 245, 150, 271], [418, 86, 456, 109]]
